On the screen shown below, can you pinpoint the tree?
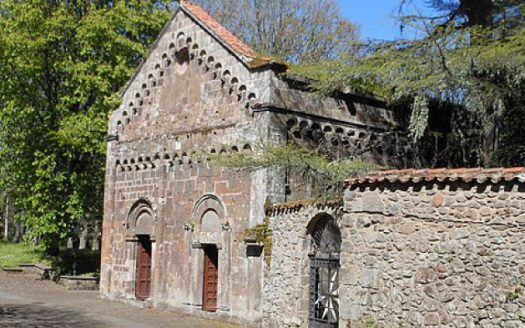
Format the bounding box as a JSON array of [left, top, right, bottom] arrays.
[[208, 142, 377, 199], [192, 0, 358, 63], [296, 0, 525, 167], [0, 0, 172, 254]]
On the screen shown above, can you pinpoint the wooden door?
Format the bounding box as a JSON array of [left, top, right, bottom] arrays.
[[135, 235, 152, 300], [202, 245, 218, 312]]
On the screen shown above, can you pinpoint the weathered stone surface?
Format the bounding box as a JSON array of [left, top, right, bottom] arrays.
[[432, 193, 445, 207], [361, 192, 384, 213], [266, 178, 525, 327], [398, 223, 416, 235], [101, 1, 408, 326], [101, 3, 525, 328], [424, 312, 440, 326]]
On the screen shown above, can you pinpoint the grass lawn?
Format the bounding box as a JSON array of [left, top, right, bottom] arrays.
[[0, 241, 49, 268], [0, 241, 100, 275]]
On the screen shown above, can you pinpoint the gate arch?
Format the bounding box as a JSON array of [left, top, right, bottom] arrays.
[[308, 213, 341, 328]]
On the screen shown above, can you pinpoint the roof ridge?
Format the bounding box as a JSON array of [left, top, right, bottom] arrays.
[[347, 167, 525, 186], [180, 0, 269, 61]]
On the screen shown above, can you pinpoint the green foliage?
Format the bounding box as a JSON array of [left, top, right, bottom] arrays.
[[506, 292, 520, 302], [0, 1, 172, 251], [365, 318, 381, 328], [506, 288, 522, 302], [294, 2, 525, 167], [208, 142, 378, 196], [0, 241, 49, 268]]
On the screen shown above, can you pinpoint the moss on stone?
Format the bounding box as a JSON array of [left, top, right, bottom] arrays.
[[243, 217, 272, 267]]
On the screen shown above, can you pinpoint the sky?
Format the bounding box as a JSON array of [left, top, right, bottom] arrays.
[[339, 1, 436, 41]]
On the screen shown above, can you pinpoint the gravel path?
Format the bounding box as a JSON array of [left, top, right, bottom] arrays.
[[0, 270, 239, 328]]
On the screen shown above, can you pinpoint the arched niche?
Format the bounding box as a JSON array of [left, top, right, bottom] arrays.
[[135, 212, 154, 235], [192, 193, 226, 231], [201, 209, 221, 233], [126, 198, 156, 241], [190, 193, 229, 249], [307, 213, 342, 255], [188, 194, 231, 311]]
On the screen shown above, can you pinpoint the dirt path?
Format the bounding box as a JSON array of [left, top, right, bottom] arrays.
[[0, 270, 239, 328]]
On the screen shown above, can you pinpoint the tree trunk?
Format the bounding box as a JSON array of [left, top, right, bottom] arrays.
[[13, 222, 24, 243], [91, 223, 100, 251], [67, 237, 74, 249], [3, 194, 11, 241], [79, 223, 88, 250]]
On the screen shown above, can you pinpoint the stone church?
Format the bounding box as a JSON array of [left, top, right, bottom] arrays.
[[101, 1, 525, 328]]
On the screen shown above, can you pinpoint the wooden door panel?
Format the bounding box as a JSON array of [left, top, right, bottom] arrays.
[[135, 236, 152, 300], [203, 245, 218, 312]]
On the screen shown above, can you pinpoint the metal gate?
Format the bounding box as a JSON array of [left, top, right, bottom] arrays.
[[309, 217, 341, 328]]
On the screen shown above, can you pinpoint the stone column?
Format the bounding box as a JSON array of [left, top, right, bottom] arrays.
[[100, 142, 117, 296], [218, 232, 231, 312], [152, 160, 168, 301]]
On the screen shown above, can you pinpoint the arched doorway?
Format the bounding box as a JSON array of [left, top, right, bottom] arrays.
[[127, 200, 155, 301], [200, 209, 220, 312], [308, 215, 341, 328], [191, 194, 227, 313]]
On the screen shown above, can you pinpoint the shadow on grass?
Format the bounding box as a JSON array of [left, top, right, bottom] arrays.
[[48, 249, 100, 276]]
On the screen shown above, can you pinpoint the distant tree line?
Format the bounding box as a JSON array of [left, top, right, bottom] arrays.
[[0, 0, 173, 253]]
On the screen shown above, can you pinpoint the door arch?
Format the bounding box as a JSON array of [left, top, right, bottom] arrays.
[[191, 194, 227, 312], [308, 214, 341, 328], [126, 199, 155, 301]]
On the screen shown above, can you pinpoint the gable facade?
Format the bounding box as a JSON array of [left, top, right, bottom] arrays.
[[100, 1, 411, 325]]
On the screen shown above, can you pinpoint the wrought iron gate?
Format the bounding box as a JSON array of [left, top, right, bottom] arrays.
[[309, 216, 341, 328]]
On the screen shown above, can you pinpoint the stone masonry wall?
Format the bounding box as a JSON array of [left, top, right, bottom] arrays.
[[101, 7, 275, 323], [263, 204, 342, 328], [340, 181, 525, 327], [264, 181, 525, 328], [101, 2, 415, 325]]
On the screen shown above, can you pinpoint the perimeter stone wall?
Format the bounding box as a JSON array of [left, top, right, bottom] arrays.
[[264, 181, 525, 328]]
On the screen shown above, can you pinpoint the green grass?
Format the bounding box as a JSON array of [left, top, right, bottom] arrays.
[[0, 241, 100, 275], [0, 241, 49, 268]]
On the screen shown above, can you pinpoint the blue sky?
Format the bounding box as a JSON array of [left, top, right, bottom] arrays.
[[339, 1, 436, 40]]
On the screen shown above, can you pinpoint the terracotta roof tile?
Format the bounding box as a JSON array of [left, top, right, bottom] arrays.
[[347, 167, 525, 186], [180, 1, 268, 61]]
